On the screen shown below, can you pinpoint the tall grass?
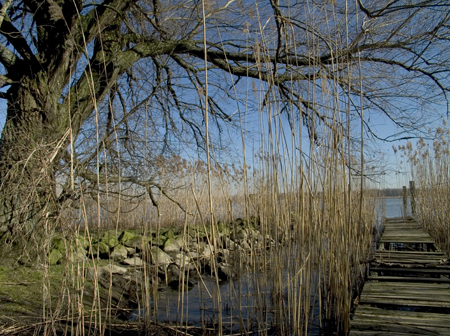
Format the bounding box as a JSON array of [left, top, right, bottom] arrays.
[[399, 125, 450, 254], [1, 1, 379, 335]]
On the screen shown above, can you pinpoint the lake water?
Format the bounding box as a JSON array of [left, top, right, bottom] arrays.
[[133, 197, 410, 334], [382, 197, 412, 218]]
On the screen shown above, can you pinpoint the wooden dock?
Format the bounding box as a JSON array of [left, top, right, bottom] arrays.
[[350, 217, 450, 335]]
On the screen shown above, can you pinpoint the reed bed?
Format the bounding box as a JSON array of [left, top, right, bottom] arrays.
[[399, 125, 450, 254], [0, 1, 379, 335]]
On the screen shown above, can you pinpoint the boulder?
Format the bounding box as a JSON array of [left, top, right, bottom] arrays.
[[75, 235, 90, 250], [85, 266, 105, 280], [151, 234, 167, 246], [101, 230, 122, 248], [174, 252, 191, 269], [125, 246, 136, 256], [166, 265, 194, 290], [217, 221, 231, 236], [110, 244, 128, 262], [90, 241, 110, 258], [122, 235, 150, 250], [218, 262, 235, 280], [102, 264, 128, 275], [164, 229, 175, 239], [122, 257, 145, 267], [52, 237, 67, 252], [163, 237, 181, 252], [48, 249, 63, 265], [63, 246, 87, 263], [200, 244, 216, 260], [187, 250, 200, 259], [119, 230, 137, 245], [150, 246, 173, 267]]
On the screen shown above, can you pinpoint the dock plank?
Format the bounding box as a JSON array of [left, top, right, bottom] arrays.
[[351, 216, 450, 335]]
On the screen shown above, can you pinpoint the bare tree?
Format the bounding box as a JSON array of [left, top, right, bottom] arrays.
[[0, 0, 448, 244]]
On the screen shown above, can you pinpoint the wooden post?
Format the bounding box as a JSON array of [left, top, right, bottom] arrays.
[[402, 186, 407, 218], [409, 181, 416, 215]]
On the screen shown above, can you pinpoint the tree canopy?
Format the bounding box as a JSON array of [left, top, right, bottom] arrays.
[[0, 0, 449, 240]]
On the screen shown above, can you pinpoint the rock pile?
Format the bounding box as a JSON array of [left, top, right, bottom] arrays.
[[48, 217, 277, 302]]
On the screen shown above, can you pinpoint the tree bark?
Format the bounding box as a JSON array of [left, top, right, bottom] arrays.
[[0, 74, 61, 246]]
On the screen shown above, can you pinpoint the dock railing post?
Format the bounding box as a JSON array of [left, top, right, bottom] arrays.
[[409, 180, 416, 216], [402, 186, 408, 218]]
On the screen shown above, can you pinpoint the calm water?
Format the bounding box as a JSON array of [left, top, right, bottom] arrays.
[[382, 197, 412, 218], [133, 197, 409, 333]]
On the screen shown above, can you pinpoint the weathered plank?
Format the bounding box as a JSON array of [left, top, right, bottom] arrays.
[[370, 267, 450, 275], [351, 216, 450, 335], [367, 275, 450, 283]]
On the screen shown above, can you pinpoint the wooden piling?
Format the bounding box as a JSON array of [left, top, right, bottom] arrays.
[[402, 186, 408, 218], [409, 180, 416, 215]]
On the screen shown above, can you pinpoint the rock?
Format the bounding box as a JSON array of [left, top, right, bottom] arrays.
[[174, 252, 191, 268], [90, 241, 110, 258], [152, 235, 167, 246], [240, 239, 251, 250], [217, 221, 231, 236], [0, 224, 8, 234], [101, 230, 122, 248], [200, 244, 216, 260], [164, 229, 175, 239], [48, 249, 63, 265], [122, 235, 149, 250], [176, 235, 185, 247], [75, 235, 90, 249], [52, 237, 67, 252], [125, 246, 136, 256], [186, 250, 200, 259], [122, 257, 145, 267], [222, 237, 238, 250], [218, 262, 235, 280], [110, 244, 128, 262], [166, 265, 194, 290], [64, 246, 87, 263], [102, 264, 128, 275], [119, 230, 137, 244], [163, 237, 181, 252], [230, 226, 247, 241], [85, 266, 105, 280], [150, 246, 173, 266]]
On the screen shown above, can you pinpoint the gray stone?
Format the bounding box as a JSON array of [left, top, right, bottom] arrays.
[[0, 224, 8, 234], [90, 241, 110, 257], [101, 230, 122, 248], [218, 262, 235, 280], [150, 246, 173, 266], [152, 235, 166, 246], [200, 244, 216, 260], [122, 257, 145, 267], [164, 228, 175, 239], [174, 252, 190, 268], [86, 266, 105, 280], [102, 264, 128, 275], [187, 250, 200, 259], [75, 236, 90, 249], [125, 246, 136, 255], [122, 235, 149, 250], [64, 246, 87, 263], [111, 244, 128, 262], [119, 230, 137, 244], [163, 237, 181, 252]]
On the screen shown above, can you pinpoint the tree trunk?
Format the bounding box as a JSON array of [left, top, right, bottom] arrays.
[[0, 75, 62, 250]]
